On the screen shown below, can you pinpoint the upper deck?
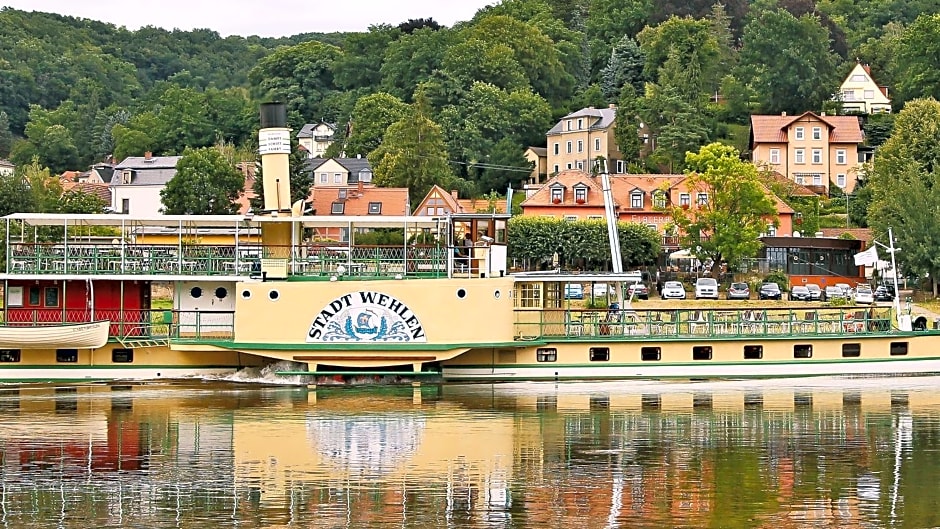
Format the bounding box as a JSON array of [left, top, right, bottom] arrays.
[[2, 212, 509, 281]]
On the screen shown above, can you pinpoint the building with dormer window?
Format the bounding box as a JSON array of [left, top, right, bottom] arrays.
[[297, 122, 337, 158], [109, 152, 182, 215], [546, 105, 623, 176]]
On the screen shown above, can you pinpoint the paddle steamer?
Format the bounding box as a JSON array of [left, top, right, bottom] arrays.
[[2, 104, 939, 382]]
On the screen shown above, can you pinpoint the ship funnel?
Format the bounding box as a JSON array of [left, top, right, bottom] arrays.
[[258, 102, 292, 214]]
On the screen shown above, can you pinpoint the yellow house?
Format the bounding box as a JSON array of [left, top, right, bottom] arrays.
[[546, 105, 624, 175], [750, 112, 865, 194], [310, 157, 373, 188], [523, 146, 547, 184], [837, 62, 892, 114]]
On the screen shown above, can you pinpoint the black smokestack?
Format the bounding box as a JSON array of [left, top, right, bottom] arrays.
[[260, 102, 287, 129]]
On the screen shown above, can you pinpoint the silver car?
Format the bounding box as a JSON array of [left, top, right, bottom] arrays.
[[661, 281, 687, 300]]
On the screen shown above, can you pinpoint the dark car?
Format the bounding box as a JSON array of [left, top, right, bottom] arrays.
[[874, 284, 896, 302], [726, 282, 750, 300], [758, 282, 782, 300], [805, 283, 823, 301], [628, 282, 650, 300], [790, 285, 811, 301]]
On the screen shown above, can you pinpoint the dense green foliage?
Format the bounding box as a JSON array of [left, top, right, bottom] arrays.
[[507, 216, 661, 269], [160, 147, 245, 214], [4, 0, 940, 204]]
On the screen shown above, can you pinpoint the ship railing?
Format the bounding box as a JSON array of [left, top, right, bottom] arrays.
[[0, 308, 235, 342], [514, 307, 897, 340], [6, 242, 450, 278]]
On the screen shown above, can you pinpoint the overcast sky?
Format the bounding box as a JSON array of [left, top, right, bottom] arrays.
[[2, 0, 497, 36]]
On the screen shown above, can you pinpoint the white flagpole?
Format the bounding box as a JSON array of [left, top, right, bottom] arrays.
[[887, 228, 907, 330]]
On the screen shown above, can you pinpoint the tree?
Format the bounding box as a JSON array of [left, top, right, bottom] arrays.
[[248, 41, 343, 126], [600, 36, 646, 101], [380, 28, 458, 102], [58, 189, 107, 213], [895, 14, 940, 102], [0, 170, 34, 215], [160, 146, 244, 214], [344, 93, 410, 157], [667, 143, 777, 274], [612, 85, 643, 166], [368, 96, 457, 205], [866, 98, 940, 293], [737, 8, 839, 115], [0, 111, 12, 157], [332, 25, 401, 91]]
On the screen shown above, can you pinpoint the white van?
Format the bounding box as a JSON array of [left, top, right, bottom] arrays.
[[695, 277, 719, 300]]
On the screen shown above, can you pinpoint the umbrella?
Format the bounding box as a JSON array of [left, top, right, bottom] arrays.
[[669, 249, 696, 260]]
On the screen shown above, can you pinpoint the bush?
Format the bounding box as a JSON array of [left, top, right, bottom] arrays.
[[763, 270, 789, 287]]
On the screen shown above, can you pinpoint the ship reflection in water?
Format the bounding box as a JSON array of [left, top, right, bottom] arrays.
[[0, 378, 939, 527]]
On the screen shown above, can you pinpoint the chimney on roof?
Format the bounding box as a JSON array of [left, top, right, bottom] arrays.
[[781, 112, 787, 116], [144, 151, 152, 160], [609, 103, 616, 109], [358, 178, 363, 195], [451, 189, 459, 199], [357, 153, 361, 159]]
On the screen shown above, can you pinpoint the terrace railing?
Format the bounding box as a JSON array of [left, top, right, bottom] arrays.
[[514, 307, 898, 341], [0, 308, 235, 342], [5, 243, 451, 279]]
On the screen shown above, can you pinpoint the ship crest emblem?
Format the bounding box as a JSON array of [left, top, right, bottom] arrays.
[[307, 291, 426, 343]]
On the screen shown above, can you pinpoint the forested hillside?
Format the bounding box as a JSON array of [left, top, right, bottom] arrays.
[[3, 0, 940, 198]]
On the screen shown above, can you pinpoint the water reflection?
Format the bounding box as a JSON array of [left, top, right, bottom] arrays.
[[0, 378, 938, 527]]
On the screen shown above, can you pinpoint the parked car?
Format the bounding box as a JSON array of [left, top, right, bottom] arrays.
[[695, 277, 719, 300], [835, 283, 854, 300], [758, 282, 782, 300], [825, 285, 847, 301], [790, 285, 812, 301], [874, 284, 896, 302], [592, 283, 613, 297], [661, 281, 687, 300], [564, 283, 583, 300], [627, 282, 650, 300], [805, 283, 823, 301], [854, 285, 874, 304], [726, 282, 750, 300]]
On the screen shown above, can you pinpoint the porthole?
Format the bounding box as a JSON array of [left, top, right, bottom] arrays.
[[494, 290, 501, 299], [190, 286, 203, 299], [215, 287, 228, 299], [241, 290, 252, 299], [456, 288, 467, 299], [269, 290, 280, 301]]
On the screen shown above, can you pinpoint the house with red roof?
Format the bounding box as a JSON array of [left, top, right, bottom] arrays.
[[750, 112, 865, 194], [520, 170, 794, 250]]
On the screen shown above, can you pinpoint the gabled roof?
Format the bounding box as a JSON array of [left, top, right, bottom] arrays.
[[0, 158, 14, 168], [750, 112, 864, 144], [547, 106, 616, 135], [61, 182, 111, 204], [296, 122, 336, 138], [309, 186, 409, 216], [526, 146, 548, 156], [521, 170, 608, 206], [760, 171, 819, 197], [308, 157, 373, 182], [115, 155, 181, 169], [819, 227, 873, 243]]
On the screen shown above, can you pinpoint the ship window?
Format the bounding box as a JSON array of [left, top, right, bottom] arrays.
[[692, 346, 712, 360], [842, 343, 861, 357], [641, 346, 661, 361], [795, 392, 813, 407], [112, 348, 134, 363], [44, 287, 59, 307], [744, 345, 763, 359], [589, 347, 609, 362], [641, 394, 661, 410], [268, 290, 280, 301], [215, 287, 228, 299], [536, 348, 557, 362], [0, 349, 21, 363], [28, 286, 40, 306], [890, 342, 908, 356], [190, 286, 203, 299], [56, 349, 78, 363], [793, 344, 813, 358]]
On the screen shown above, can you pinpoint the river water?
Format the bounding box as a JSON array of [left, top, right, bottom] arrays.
[[0, 376, 939, 528]]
